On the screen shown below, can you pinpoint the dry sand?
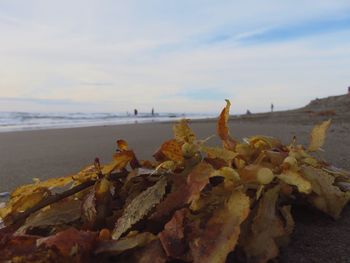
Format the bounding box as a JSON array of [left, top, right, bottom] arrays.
[[0, 109, 349, 262]]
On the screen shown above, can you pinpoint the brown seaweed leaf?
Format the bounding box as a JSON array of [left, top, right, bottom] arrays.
[[82, 178, 113, 229], [95, 232, 157, 255], [301, 166, 350, 219], [201, 146, 238, 165], [17, 199, 82, 234], [0, 168, 87, 219], [0, 234, 40, 261], [149, 162, 214, 224], [238, 164, 275, 185], [158, 208, 188, 258], [0, 187, 50, 220], [37, 227, 97, 260], [124, 239, 167, 263], [241, 185, 288, 263], [277, 170, 312, 194], [189, 190, 250, 263], [112, 176, 167, 240]]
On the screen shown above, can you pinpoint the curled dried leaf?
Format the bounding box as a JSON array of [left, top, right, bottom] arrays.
[[210, 167, 240, 190], [277, 170, 312, 194], [308, 119, 331, 152], [201, 146, 238, 164], [173, 119, 196, 143], [190, 190, 250, 263], [301, 166, 350, 219], [247, 136, 282, 150], [117, 139, 129, 151], [217, 99, 237, 150], [101, 150, 134, 175]]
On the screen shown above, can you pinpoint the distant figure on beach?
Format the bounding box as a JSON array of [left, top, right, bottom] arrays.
[[246, 109, 251, 115], [151, 108, 154, 116], [271, 103, 274, 112], [134, 109, 138, 116]]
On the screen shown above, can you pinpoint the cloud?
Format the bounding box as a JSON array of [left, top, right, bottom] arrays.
[[80, 81, 114, 86], [0, 1, 350, 113], [238, 16, 350, 44], [0, 97, 75, 105]]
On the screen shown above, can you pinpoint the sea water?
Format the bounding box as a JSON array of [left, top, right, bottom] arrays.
[[0, 112, 214, 132]]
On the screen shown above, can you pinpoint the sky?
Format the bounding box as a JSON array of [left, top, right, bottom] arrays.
[[0, 1, 350, 114]]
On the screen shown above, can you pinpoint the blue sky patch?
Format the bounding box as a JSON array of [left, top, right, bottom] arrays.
[[176, 89, 230, 101]]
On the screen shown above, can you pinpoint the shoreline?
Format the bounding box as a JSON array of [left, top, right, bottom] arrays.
[[0, 115, 215, 134]]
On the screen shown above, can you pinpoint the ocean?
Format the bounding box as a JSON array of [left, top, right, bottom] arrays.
[[0, 112, 214, 132]]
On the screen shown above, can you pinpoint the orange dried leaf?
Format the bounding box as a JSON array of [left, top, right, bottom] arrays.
[[217, 99, 237, 150], [217, 99, 231, 141], [99, 228, 111, 241], [159, 139, 184, 163]]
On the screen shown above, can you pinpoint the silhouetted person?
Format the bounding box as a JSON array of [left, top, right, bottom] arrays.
[[246, 109, 251, 115], [151, 108, 154, 116], [271, 103, 274, 112], [134, 109, 138, 116]]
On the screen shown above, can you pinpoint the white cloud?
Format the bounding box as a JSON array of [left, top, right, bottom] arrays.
[[0, 1, 349, 113]]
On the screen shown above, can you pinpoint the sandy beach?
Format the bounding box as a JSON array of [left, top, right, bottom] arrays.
[[0, 112, 349, 262]]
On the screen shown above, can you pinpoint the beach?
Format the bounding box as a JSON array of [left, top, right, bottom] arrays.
[[1, 115, 349, 192], [0, 116, 349, 262]]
